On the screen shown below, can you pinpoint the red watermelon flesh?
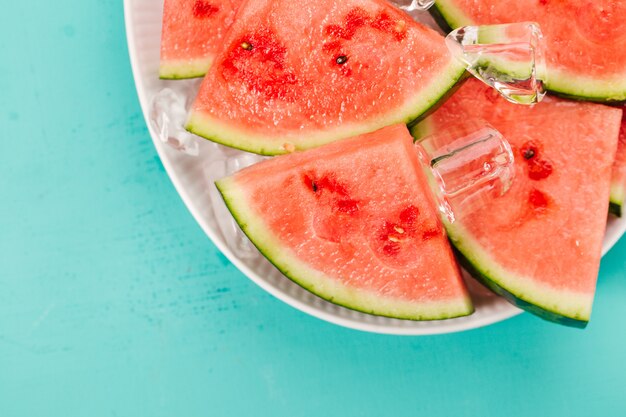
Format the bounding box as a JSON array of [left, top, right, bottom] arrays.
[[610, 108, 626, 216], [413, 79, 622, 326], [216, 125, 473, 320], [432, 0, 626, 101], [160, 0, 239, 79], [186, 0, 466, 155]]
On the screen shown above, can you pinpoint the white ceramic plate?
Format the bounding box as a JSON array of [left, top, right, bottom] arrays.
[[124, 0, 626, 335]]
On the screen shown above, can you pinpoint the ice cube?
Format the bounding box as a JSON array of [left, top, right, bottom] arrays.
[[446, 22, 547, 105], [205, 152, 268, 258], [150, 81, 202, 156], [416, 119, 515, 222]]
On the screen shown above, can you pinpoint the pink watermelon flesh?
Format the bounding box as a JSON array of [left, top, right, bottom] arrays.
[[413, 79, 622, 326], [186, 0, 466, 155], [216, 125, 473, 320], [432, 0, 626, 101], [160, 0, 239, 79], [610, 108, 626, 216]]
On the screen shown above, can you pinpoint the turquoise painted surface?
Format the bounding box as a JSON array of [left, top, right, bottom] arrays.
[[1, 1, 626, 416]]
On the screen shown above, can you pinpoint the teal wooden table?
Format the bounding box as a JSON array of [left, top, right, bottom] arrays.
[[2, 2, 626, 416]]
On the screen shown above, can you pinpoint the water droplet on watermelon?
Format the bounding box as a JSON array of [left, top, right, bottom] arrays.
[[445, 22, 547, 105], [394, 0, 435, 11], [206, 152, 268, 258], [416, 120, 515, 222], [150, 86, 201, 156]]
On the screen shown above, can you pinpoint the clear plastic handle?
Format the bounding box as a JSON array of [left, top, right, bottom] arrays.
[[445, 22, 547, 105], [415, 120, 515, 222]]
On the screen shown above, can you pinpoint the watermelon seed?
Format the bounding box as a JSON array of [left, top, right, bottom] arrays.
[[241, 41, 253, 50], [393, 226, 405, 234], [523, 148, 535, 160], [520, 141, 539, 160], [335, 55, 348, 65], [303, 174, 319, 192], [388, 236, 401, 243]]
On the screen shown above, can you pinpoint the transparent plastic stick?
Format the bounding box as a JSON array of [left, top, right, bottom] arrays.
[[446, 22, 547, 105], [415, 120, 515, 222]]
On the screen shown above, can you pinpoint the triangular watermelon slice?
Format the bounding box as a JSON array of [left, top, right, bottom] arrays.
[[610, 109, 626, 216], [216, 125, 473, 320], [431, 0, 626, 102], [160, 0, 240, 79], [186, 0, 466, 155], [413, 79, 622, 327]]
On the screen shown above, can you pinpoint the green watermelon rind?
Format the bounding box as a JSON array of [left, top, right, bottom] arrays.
[[406, 72, 471, 130], [215, 176, 475, 321], [546, 69, 626, 103], [409, 115, 436, 140], [609, 202, 622, 217], [428, 4, 454, 34], [159, 57, 214, 80], [431, 0, 626, 102], [186, 60, 467, 155], [445, 221, 591, 328]]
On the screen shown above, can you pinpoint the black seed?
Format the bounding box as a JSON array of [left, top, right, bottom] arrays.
[[241, 41, 253, 50], [523, 148, 536, 160], [335, 55, 348, 65], [312, 182, 318, 192]]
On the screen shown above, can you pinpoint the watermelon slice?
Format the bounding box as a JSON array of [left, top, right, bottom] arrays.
[[413, 79, 622, 327], [186, 0, 466, 155], [216, 125, 473, 320], [431, 0, 626, 102], [160, 0, 239, 79], [610, 109, 626, 216]]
